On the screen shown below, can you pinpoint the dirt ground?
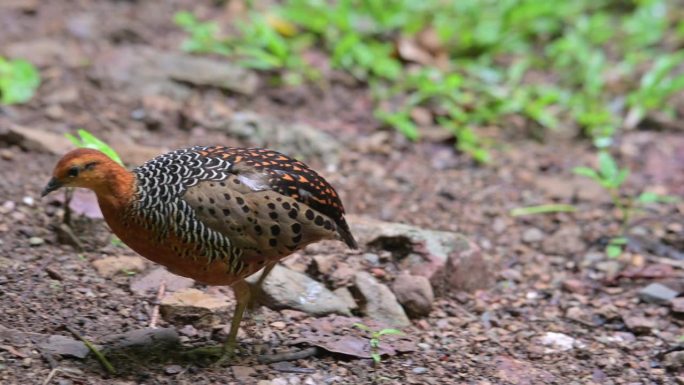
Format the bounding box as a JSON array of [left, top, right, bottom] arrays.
[[1, 1, 684, 384]]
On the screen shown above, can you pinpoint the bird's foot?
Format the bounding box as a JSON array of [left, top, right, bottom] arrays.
[[182, 343, 244, 366]]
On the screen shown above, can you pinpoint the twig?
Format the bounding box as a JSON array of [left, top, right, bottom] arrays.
[[64, 325, 115, 375], [258, 347, 319, 364], [149, 280, 166, 329], [42, 368, 59, 385]]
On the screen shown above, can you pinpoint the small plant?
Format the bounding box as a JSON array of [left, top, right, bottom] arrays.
[[0, 56, 40, 105], [573, 151, 677, 257], [65, 129, 123, 165], [353, 323, 404, 365], [174, 11, 231, 56]]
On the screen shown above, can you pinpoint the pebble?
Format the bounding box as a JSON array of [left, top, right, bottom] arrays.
[[664, 351, 684, 369], [22, 196, 34, 206], [412, 367, 428, 374], [28, 237, 44, 246], [522, 228, 544, 243], [623, 316, 656, 334], [540, 332, 583, 352], [391, 273, 434, 318], [164, 365, 183, 375], [270, 321, 287, 330], [671, 297, 684, 313], [362, 252, 380, 265], [638, 283, 679, 305]]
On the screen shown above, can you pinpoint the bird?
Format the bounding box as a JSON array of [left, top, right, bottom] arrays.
[[41, 145, 358, 362]]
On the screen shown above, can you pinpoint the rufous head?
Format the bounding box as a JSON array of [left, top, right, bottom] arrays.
[[41, 148, 123, 197]]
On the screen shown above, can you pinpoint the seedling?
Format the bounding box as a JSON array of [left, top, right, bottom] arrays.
[[574, 150, 678, 257], [65, 129, 123, 165], [353, 323, 404, 365], [0, 56, 40, 105]]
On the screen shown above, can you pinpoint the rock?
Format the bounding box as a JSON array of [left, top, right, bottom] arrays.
[[664, 351, 684, 369], [353, 272, 410, 327], [160, 288, 231, 327], [39, 335, 89, 359], [0, 122, 72, 155], [562, 279, 590, 294], [215, 112, 342, 166], [494, 356, 556, 385], [4, 38, 85, 67], [412, 367, 428, 374], [28, 237, 44, 246], [521, 228, 545, 244], [541, 226, 585, 256], [671, 297, 684, 313], [102, 328, 180, 352], [129, 267, 194, 296], [94, 47, 257, 101], [311, 254, 335, 275], [638, 283, 679, 305], [348, 216, 492, 295], [232, 365, 257, 380], [534, 175, 609, 203], [92, 256, 146, 278], [164, 365, 183, 375], [246, 264, 350, 316], [332, 287, 358, 311], [623, 316, 656, 334], [539, 332, 584, 352], [391, 274, 434, 318]]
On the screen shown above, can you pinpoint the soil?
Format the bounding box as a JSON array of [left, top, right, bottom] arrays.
[[1, 1, 684, 384]]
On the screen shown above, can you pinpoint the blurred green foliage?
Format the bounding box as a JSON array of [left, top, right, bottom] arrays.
[[0, 57, 40, 105], [175, 0, 684, 163], [65, 129, 124, 166]]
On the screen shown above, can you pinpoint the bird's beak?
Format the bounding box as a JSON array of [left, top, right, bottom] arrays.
[[41, 178, 62, 197]]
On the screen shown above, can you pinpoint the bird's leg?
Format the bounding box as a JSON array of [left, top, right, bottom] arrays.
[[248, 261, 276, 309], [212, 279, 250, 366]]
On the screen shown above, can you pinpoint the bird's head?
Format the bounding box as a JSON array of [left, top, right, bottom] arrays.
[[41, 148, 122, 197]]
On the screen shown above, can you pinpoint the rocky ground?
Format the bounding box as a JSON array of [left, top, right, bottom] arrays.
[[1, 1, 684, 384]]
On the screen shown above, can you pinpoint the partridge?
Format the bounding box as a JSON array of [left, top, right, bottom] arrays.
[[41, 146, 357, 360]]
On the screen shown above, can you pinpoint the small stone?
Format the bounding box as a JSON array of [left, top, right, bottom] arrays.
[[412, 367, 428, 374], [332, 287, 358, 311], [353, 271, 410, 327], [362, 253, 380, 266], [232, 365, 256, 379], [391, 274, 434, 318], [671, 297, 684, 313], [311, 255, 335, 275], [129, 267, 194, 295], [164, 365, 183, 375], [0, 149, 14, 160], [639, 283, 679, 305], [623, 316, 656, 334], [22, 196, 34, 206], [270, 321, 286, 330], [245, 264, 351, 316], [541, 226, 585, 256], [160, 288, 231, 327], [39, 335, 89, 358], [92, 256, 146, 278], [522, 228, 545, 243], [562, 279, 589, 294], [28, 237, 44, 246], [539, 332, 583, 352], [664, 351, 684, 369]]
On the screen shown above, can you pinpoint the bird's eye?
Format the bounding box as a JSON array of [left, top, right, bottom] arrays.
[[68, 167, 79, 177]]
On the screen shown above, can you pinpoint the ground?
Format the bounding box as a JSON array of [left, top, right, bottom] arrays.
[[1, 1, 684, 384]]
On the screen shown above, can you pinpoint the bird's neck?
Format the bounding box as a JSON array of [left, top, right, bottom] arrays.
[[93, 168, 137, 211]]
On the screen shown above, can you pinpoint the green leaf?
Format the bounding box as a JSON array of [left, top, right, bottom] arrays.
[[376, 328, 404, 337], [598, 151, 618, 181], [371, 352, 381, 364], [510, 204, 577, 217], [65, 130, 123, 165], [605, 244, 622, 258], [0, 57, 41, 105], [572, 166, 600, 180], [353, 323, 371, 332]]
